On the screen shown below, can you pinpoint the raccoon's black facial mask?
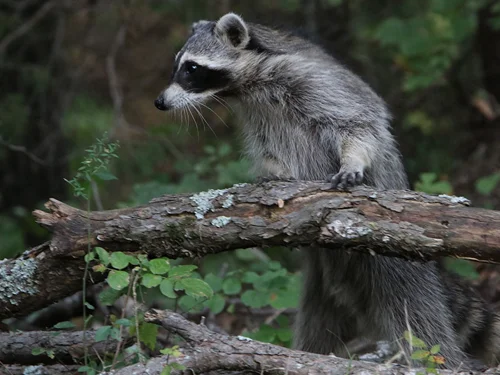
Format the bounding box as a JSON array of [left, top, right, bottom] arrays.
[[174, 59, 232, 94]]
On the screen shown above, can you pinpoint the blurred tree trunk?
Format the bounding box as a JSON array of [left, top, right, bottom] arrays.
[[0, 1, 70, 248], [478, 1, 500, 103]]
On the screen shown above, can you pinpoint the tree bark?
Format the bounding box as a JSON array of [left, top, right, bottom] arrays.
[[2, 181, 500, 320], [1, 364, 80, 375], [0, 329, 131, 365], [105, 309, 494, 375]]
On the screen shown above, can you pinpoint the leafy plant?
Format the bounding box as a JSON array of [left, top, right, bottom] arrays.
[[404, 331, 444, 374], [475, 172, 500, 196], [414, 172, 453, 194]]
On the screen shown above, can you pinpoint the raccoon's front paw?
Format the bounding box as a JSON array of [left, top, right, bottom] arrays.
[[327, 170, 363, 190]]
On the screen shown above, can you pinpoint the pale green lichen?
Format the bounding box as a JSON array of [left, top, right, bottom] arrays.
[[222, 194, 234, 208], [190, 188, 229, 219], [329, 219, 372, 239], [438, 194, 470, 205], [236, 335, 253, 342], [23, 365, 44, 375], [211, 216, 231, 227], [0, 257, 38, 305]]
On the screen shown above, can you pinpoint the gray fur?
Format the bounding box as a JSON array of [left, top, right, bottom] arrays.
[[155, 13, 500, 369]]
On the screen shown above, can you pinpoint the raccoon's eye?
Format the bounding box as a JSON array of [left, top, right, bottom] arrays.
[[185, 62, 199, 74]]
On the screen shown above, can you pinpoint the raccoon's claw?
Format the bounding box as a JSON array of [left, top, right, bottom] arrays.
[[327, 171, 363, 190]]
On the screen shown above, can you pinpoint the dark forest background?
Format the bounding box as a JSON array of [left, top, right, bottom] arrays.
[[1, 0, 500, 360]]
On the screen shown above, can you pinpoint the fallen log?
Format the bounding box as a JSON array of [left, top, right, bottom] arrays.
[[0, 329, 131, 365], [106, 309, 497, 375], [1, 181, 499, 320]]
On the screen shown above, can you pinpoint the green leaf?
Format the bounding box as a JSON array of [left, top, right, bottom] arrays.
[[160, 367, 171, 375], [159, 279, 177, 298], [85, 302, 95, 310], [53, 321, 76, 329], [149, 258, 171, 275], [444, 258, 479, 280], [276, 327, 293, 342], [78, 366, 96, 374], [222, 277, 242, 295], [179, 278, 213, 299], [115, 318, 132, 327], [430, 344, 441, 354], [270, 289, 299, 309], [411, 350, 430, 360], [45, 349, 55, 359], [137, 254, 149, 266], [93, 264, 107, 273], [109, 327, 121, 340], [404, 331, 427, 348], [84, 252, 95, 262], [139, 322, 158, 350], [169, 265, 197, 278], [476, 172, 500, 196], [178, 295, 204, 313], [128, 255, 140, 265], [110, 252, 130, 270], [32, 347, 46, 355], [205, 294, 226, 314], [241, 290, 270, 308], [99, 287, 123, 306], [141, 273, 162, 288], [204, 273, 223, 293], [246, 324, 276, 343], [95, 171, 117, 181], [170, 362, 186, 370], [107, 270, 130, 290], [95, 326, 112, 342], [95, 247, 110, 266], [268, 260, 282, 270], [242, 271, 259, 284]]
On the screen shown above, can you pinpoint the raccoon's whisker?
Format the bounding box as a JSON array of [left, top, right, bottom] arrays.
[[211, 94, 234, 113], [185, 104, 200, 140], [177, 108, 185, 135], [191, 102, 217, 138], [197, 101, 229, 129]]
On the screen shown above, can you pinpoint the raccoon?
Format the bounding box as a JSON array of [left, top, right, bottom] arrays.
[[154, 12, 500, 369]]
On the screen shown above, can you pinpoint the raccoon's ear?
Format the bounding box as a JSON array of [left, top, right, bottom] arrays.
[[215, 13, 250, 49]]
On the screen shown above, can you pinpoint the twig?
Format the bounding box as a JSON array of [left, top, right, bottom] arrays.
[[132, 272, 142, 363], [0, 135, 47, 166], [106, 25, 128, 132], [0, 1, 56, 56]]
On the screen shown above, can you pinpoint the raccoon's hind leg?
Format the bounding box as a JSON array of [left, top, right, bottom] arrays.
[[293, 249, 358, 358], [373, 257, 468, 369]]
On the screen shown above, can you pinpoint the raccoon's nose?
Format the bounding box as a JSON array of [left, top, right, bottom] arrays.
[[154, 96, 169, 111]]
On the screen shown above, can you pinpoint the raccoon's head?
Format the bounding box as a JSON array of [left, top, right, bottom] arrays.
[[154, 13, 254, 111]]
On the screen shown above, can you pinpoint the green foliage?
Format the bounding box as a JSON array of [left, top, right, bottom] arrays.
[[32, 347, 55, 359], [404, 331, 445, 373], [53, 321, 76, 329], [65, 135, 119, 199], [373, 0, 487, 91], [414, 172, 453, 194], [444, 258, 479, 280], [62, 96, 114, 144], [244, 315, 293, 347], [475, 172, 500, 196], [122, 143, 251, 207], [160, 346, 186, 375]]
